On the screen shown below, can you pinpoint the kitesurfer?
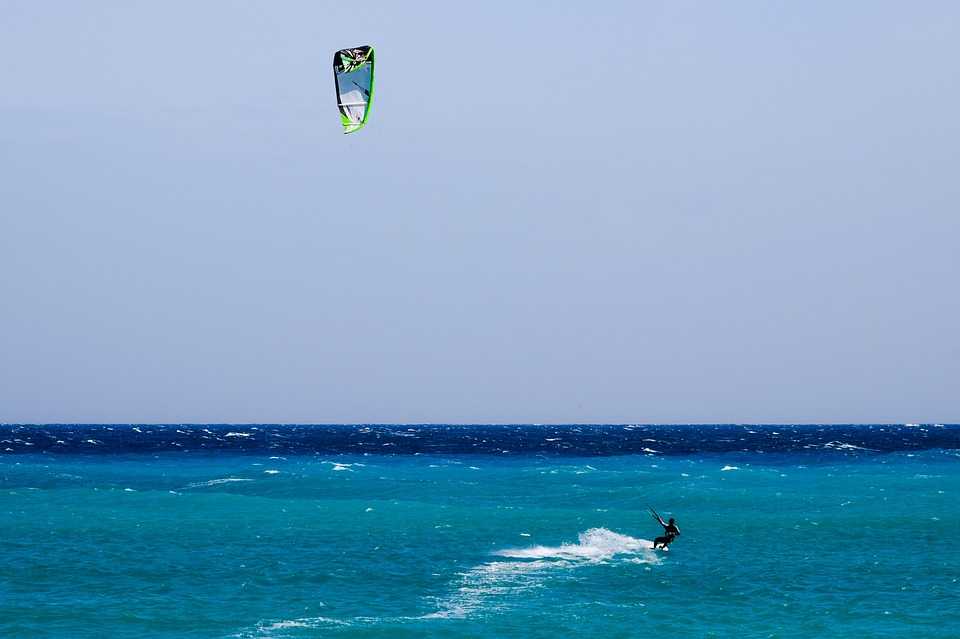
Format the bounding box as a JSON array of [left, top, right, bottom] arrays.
[[650, 507, 680, 549]]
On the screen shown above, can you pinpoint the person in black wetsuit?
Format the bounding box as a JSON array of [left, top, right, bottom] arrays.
[[650, 508, 680, 549]]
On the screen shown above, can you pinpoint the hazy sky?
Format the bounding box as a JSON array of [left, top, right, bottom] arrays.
[[2, 1, 958, 423]]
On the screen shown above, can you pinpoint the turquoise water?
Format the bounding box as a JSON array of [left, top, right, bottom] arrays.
[[2, 434, 959, 637]]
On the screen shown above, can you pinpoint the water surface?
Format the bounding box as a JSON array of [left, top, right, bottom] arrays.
[[2, 424, 958, 638]]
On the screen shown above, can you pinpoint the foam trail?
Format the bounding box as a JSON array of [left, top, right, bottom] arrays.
[[428, 528, 659, 619], [235, 529, 661, 633], [495, 528, 656, 561]]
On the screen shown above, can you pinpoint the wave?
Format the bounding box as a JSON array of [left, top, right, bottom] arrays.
[[183, 477, 253, 489], [821, 441, 878, 452], [233, 616, 355, 638]]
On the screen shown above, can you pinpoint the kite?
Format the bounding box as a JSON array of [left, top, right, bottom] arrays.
[[333, 45, 375, 134]]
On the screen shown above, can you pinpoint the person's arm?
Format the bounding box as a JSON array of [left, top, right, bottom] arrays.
[[649, 507, 667, 528]]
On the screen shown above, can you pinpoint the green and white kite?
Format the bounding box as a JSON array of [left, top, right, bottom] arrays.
[[333, 45, 375, 134]]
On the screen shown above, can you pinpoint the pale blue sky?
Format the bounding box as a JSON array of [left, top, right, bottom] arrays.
[[1, 1, 958, 423]]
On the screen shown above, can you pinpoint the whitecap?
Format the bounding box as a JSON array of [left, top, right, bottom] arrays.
[[823, 441, 877, 451], [249, 616, 350, 635], [184, 478, 254, 489], [721, 465, 739, 471]]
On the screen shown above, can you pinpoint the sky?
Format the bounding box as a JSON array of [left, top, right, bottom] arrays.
[[1, 1, 958, 423]]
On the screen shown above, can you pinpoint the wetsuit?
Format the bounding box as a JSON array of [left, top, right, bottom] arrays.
[[653, 515, 680, 549]]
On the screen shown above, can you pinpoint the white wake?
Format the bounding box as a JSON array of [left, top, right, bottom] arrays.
[[239, 528, 661, 636], [427, 528, 660, 619], [494, 527, 657, 562]]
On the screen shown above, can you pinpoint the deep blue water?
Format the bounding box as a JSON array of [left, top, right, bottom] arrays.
[[3, 423, 959, 456], [2, 424, 958, 638]]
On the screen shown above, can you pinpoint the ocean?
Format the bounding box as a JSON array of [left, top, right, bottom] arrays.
[[2, 424, 958, 638]]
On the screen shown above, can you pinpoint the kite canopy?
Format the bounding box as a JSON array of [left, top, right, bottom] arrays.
[[333, 45, 375, 134]]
